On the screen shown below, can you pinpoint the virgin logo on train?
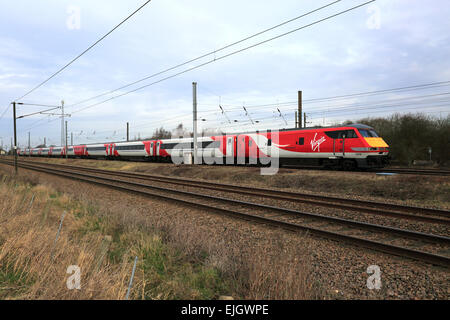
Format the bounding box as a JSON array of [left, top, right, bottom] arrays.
[[310, 133, 326, 152]]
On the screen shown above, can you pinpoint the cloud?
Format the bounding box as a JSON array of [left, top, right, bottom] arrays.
[[1, 0, 449, 146]]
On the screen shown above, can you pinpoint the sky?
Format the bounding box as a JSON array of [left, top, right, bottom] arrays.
[[0, 0, 449, 148]]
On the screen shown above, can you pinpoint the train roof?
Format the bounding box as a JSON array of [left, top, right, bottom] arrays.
[[220, 123, 374, 135], [38, 123, 375, 148]]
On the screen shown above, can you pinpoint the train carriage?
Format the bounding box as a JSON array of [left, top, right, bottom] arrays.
[[19, 124, 389, 169], [86, 144, 108, 158], [158, 136, 224, 164], [41, 148, 50, 157], [113, 141, 148, 160], [66, 146, 75, 157]]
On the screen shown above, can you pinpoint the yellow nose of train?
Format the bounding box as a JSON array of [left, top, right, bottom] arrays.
[[364, 137, 389, 148]]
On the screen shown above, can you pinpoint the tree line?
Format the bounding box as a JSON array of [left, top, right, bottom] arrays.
[[345, 113, 449, 165]]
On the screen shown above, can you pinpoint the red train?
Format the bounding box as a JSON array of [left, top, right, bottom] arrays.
[[19, 124, 389, 169]]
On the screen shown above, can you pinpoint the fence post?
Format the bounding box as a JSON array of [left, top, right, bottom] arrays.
[[51, 211, 67, 259], [125, 256, 138, 300]]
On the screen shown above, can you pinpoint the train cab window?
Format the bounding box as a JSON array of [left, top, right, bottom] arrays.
[[297, 137, 304, 145], [359, 129, 379, 138], [359, 129, 370, 137], [369, 130, 379, 137], [249, 140, 253, 147], [267, 139, 272, 146]]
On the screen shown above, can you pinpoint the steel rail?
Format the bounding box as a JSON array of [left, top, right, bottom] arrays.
[[1, 159, 450, 268], [282, 165, 450, 176], [8, 158, 450, 223]]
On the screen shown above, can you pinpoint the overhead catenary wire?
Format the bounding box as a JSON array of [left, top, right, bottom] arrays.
[[308, 104, 450, 120], [205, 81, 450, 110], [16, 103, 449, 146], [66, 0, 343, 109], [14, 0, 153, 102], [15, 85, 450, 137], [0, 104, 11, 122], [69, 0, 376, 115], [280, 92, 450, 114], [11, 0, 450, 144], [300, 80, 450, 103], [51, 97, 450, 141]]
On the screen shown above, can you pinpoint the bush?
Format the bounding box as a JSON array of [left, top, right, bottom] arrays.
[[348, 113, 449, 166]]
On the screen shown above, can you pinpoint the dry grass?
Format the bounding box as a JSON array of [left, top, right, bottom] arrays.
[[0, 171, 321, 300], [0, 174, 132, 299], [270, 173, 450, 203], [22, 157, 450, 208]]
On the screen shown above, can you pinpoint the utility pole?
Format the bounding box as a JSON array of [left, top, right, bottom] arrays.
[[71, 132, 73, 146], [44, 137, 46, 147], [12, 102, 17, 173], [28, 132, 31, 157], [193, 82, 198, 164], [127, 122, 129, 142], [61, 100, 65, 147], [65, 121, 68, 159], [304, 112, 307, 128], [298, 91, 302, 128]]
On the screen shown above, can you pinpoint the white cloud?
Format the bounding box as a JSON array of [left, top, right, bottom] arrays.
[[1, 0, 449, 146]]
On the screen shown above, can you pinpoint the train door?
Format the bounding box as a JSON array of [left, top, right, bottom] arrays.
[[334, 132, 345, 157], [227, 137, 234, 158], [156, 141, 161, 158], [237, 135, 249, 164], [109, 144, 116, 158]]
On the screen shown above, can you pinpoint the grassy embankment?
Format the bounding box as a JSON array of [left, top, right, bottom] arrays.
[[0, 171, 319, 300]]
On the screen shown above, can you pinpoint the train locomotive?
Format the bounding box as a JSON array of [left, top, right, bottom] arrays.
[[19, 124, 389, 169]]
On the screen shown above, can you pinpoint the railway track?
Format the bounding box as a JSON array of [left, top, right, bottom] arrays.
[[7, 158, 450, 225], [372, 168, 450, 176], [1, 158, 449, 268], [283, 164, 450, 176], [5, 155, 450, 176]]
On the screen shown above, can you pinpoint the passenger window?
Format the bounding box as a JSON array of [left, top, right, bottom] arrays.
[[298, 137, 304, 145], [268, 139, 272, 146]]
